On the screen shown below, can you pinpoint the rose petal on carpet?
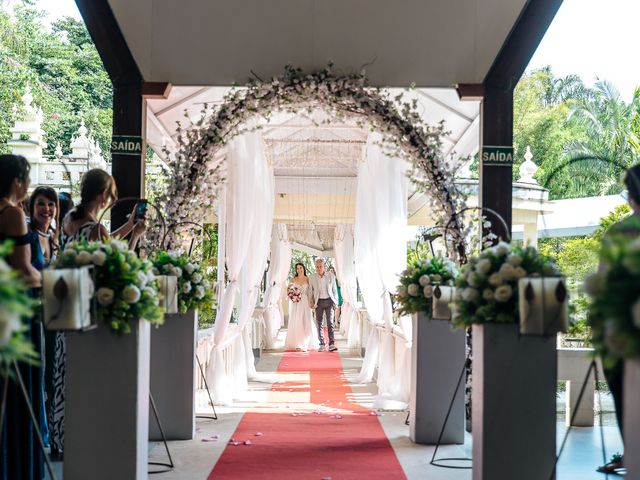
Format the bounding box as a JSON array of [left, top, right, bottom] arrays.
[[209, 350, 406, 479]]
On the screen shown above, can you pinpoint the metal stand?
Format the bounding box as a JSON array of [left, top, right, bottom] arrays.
[[148, 393, 175, 474], [195, 353, 218, 421], [429, 355, 472, 470], [549, 359, 610, 479], [0, 362, 58, 480]]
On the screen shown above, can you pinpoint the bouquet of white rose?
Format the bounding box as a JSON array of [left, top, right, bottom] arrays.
[[54, 239, 164, 334], [0, 241, 38, 372], [451, 242, 559, 328], [151, 250, 213, 314], [395, 255, 458, 316]]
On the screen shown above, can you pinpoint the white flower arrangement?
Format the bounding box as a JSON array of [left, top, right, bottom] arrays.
[[151, 64, 467, 261], [54, 239, 164, 334], [151, 250, 214, 313], [395, 255, 458, 316], [452, 242, 558, 328]]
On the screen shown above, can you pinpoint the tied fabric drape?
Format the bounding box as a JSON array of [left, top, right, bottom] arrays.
[[334, 224, 359, 347], [354, 133, 408, 384], [263, 225, 292, 349], [207, 128, 275, 401], [213, 128, 274, 345]]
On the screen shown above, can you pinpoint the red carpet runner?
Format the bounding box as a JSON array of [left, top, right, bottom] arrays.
[[209, 350, 406, 479]]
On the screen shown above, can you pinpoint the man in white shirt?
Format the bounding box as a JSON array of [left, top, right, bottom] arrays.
[[308, 258, 339, 352]]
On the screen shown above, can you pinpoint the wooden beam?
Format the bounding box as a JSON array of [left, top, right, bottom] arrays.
[[485, 0, 564, 90], [143, 82, 173, 99], [75, 0, 145, 230], [456, 84, 485, 101], [480, 86, 513, 244], [478, 0, 563, 244]]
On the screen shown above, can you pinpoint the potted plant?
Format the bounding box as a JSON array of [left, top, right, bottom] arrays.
[[586, 236, 640, 478], [51, 239, 163, 479], [148, 250, 214, 440], [452, 242, 563, 480]]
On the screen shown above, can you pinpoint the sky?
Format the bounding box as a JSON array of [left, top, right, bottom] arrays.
[[29, 0, 640, 102], [528, 0, 640, 101]]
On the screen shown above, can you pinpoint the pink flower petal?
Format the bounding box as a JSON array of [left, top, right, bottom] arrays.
[[255, 432, 263, 436], [244, 440, 252, 445]]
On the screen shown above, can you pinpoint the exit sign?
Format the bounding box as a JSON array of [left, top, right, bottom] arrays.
[[482, 145, 513, 166], [111, 135, 142, 156]]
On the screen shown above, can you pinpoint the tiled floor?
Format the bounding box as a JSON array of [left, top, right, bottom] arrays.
[[46, 329, 624, 479]]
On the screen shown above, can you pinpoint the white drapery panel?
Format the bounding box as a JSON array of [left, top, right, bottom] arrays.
[[213, 129, 273, 345], [354, 133, 408, 384], [237, 163, 275, 332], [207, 129, 275, 398], [334, 224, 358, 346], [263, 225, 292, 349]]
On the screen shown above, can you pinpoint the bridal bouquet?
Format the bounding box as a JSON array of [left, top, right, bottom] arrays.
[[451, 242, 558, 328], [55, 239, 164, 334], [585, 236, 640, 362], [151, 250, 213, 314], [395, 254, 458, 315], [287, 285, 302, 303], [0, 241, 38, 372]]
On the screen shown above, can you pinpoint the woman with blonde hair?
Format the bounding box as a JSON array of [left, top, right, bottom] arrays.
[[63, 168, 146, 247]]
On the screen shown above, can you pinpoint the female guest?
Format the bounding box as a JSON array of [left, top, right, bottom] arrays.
[[52, 169, 146, 458], [28, 187, 59, 270], [596, 164, 640, 474], [328, 266, 342, 325], [27, 187, 60, 457], [56, 191, 73, 246], [0, 154, 44, 480], [64, 168, 146, 245]]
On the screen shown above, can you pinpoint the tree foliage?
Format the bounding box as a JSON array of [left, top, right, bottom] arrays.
[[0, 3, 112, 157], [515, 67, 640, 199]]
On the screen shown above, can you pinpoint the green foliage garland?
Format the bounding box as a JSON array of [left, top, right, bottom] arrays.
[[0, 241, 38, 374]]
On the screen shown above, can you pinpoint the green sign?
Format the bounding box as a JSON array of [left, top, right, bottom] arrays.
[[111, 135, 142, 156], [482, 145, 513, 166]]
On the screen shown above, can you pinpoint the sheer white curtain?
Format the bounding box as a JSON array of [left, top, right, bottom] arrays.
[[334, 224, 359, 347], [354, 133, 408, 384], [213, 130, 264, 345], [207, 128, 275, 400], [263, 225, 292, 348]]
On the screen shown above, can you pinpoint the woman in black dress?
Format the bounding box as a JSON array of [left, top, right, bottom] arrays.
[[0, 154, 44, 480]]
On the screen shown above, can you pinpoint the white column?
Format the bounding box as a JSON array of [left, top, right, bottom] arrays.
[[523, 222, 538, 248]]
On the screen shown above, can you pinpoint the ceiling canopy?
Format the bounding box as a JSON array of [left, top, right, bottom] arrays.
[[106, 0, 529, 87]]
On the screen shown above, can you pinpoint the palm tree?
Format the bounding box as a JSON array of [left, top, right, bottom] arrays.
[[560, 80, 638, 196]]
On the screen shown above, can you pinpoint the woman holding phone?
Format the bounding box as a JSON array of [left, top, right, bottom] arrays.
[[53, 168, 146, 459], [63, 168, 146, 247]]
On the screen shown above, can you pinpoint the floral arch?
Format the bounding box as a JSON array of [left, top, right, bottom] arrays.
[[155, 64, 468, 261]]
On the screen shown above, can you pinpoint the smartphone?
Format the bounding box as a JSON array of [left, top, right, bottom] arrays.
[[135, 200, 148, 220]]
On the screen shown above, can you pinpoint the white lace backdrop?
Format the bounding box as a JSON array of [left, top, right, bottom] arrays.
[[354, 134, 409, 409], [263, 224, 292, 348], [207, 129, 275, 402]]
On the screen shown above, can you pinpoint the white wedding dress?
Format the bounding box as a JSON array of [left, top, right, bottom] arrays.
[[284, 282, 318, 351]]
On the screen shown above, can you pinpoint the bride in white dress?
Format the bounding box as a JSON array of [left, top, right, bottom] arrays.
[[284, 262, 318, 351]]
